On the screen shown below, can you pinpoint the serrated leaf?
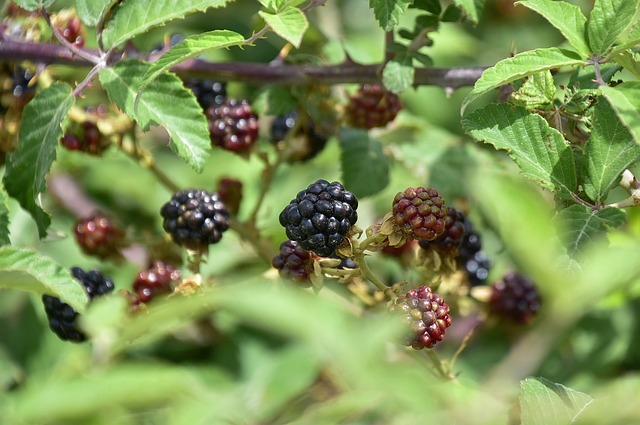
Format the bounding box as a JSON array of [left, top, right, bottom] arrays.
[[75, 0, 115, 26], [11, 0, 56, 12], [462, 103, 577, 196], [520, 377, 593, 425], [581, 96, 640, 203], [462, 48, 584, 112], [382, 56, 414, 94], [600, 82, 640, 145], [587, 0, 638, 55], [339, 128, 390, 198], [453, 0, 485, 24], [138, 30, 244, 98], [0, 247, 88, 313], [556, 205, 626, 258], [258, 7, 308, 48], [0, 186, 9, 246], [2, 83, 74, 238], [515, 0, 590, 57], [101, 0, 233, 49], [99, 61, 211, 173], [369, 0, 412, 31], [511, 70, 556, 110]]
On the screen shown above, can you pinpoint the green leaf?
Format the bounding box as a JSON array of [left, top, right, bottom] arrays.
[[138, 30, 244, 98], [411, 0, 442, 15], [339, 128, 390, 198], [586, 0, 638, 55], [75, 0, 115, 26], [252, 85, 298, 116], [462, 103, 577, 197], [609, 21, 640, 56], [511, 70, 556, 110], [612, 50, 640, 78], [101, 0, 233, 49], [382, 56, 414, 94], [555, 205, 626, 258], [452, 0, 485, 24], [11, 0, 56, 11], [515, 0, 590, 57], [0, 247, 88, 313], [369, 0, 413, 31], [581, 96, 640, 203], [520, 377, 593, 425], [99, 61, 211, 173], [2, 83, 74, 238], [600, 82, 640, 145], [0, 186, 10, 246], [462, 48, 584, 112], [258, 7, 308, 48]]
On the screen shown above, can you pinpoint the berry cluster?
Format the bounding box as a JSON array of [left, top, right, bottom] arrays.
[[131, 261, 181, 305], [160, 189, 230, 251], [60, 121, 109, 155], [270, 111, 328, 162], [392, 187, 448, 241], [185, 79, 227, 110], [457, 220, 492, 287], [388, 285, 452, 349], [272, 240, 314, 287], [42, 267, 115, 342], [279, 180, 358, 257], [489, 271, 541, 324], [73, 212, 126, 260], [418, 207, 466, 255], [206, 99, 259, 153], [346, 83, 402, 129]]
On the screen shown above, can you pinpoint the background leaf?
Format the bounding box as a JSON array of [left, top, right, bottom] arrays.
[[0, 247, 88, 313], [586, 0, 638, 55], [0, 186, 9, 246], [555, 205, 626, 258], [462, 103, 577, 197], [511, 70, 556, 110], [2, 83, 74, 238], [338, 128, 390, 198], [258, 7, 308, 48], [452, 0, 485, 24], [99, 61, 211, 173], [520, 377, 593, 425], [515, 0, 590, 57], [101, 0, 233, 49], [369, 0, 412, 31], [581, 97, 640, 203], [10, 0, 55, 11], [382, 56, 414, 94], [75, 0, 115, 26], [600, 82, 640, 144]]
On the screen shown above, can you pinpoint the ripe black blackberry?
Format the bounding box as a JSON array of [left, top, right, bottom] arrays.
[[206, 99, 259, 153], [160, 189, 230, 251], [489, 271, 541, 324], [456, 219, 492, 286], [185, 79, 227, 110], [272, 240, 314, 287], [346, 83, 402, 129], [418, 208, 466, 254], [279, 180, 358, 257], [73, 212, 127, 259], [270, 111, 328, 162], [9, 66, 35, 99], [388, 285, 452, 349], [132, 261, 181, 305], [392, 187, 448, 241], [42, 267, 115, 342]]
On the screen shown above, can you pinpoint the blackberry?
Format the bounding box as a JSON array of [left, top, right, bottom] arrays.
[[132, 261, 181, 305], [270, 111, 328, 162], [60, 121, 109, 155], [346, 83, 402, 129], [206, 99, 259, 153], [418, 208, 466, 254], [73, 212, 127, 259], [61, 16, 84, 47], [458, 220, 482, 260], [464, 251, 492, 287], [279, 180, 358, 257], [160, 189, 230, 251], [489, 271, 541, 324], [216, 177, 243, 216], [10, 66, 35, 99], [272, 240, 314, 287], [388, 285, 452, 349], [392, 187, 448, 241], [42, 267, 115, 342], [185, 79, 227, 110]]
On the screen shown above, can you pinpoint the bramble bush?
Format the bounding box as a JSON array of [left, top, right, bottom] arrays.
[[2, 0, 640, 424]]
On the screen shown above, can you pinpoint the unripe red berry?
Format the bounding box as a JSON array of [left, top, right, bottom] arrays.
[[392, 187, 448, 241], [73, 212, 127, 259]]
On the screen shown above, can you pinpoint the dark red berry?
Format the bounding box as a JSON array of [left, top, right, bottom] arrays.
[[392, 187, 448, 241], [489, 271, 541, 324], [73, 212, 127, 260], [60, 121, 109, 155], [216, 177, 243, 216], [61, 17, 84, 47], [419, 208, 466, 254], [389, 285, 452, 349], [132, 261, 181, 305], [206, 99, 259, 153], [346, 83, 402, 129], [272, 240, 314, 287], [60, 134, 82, 151]]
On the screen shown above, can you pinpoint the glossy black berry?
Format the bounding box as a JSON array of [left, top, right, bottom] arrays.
[[489, 271, 541, 324], [185, 79, 227, 110], [279, 180, 358, 257], [272, 240, 314, 287], [270, 111, 328, 162], [456, 219, 492, 287], [206, 99, 259, 153], [160, 189, 230, 251], [42, 267, 115, 342]]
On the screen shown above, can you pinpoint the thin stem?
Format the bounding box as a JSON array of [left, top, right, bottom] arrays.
[[570, 191, 598, 211], [39, 8, 101, 65], [590, 56, 607, 86], [384, 31, 395, 63], [248, 151, 284, 226], [425, 349, 456, 381], [72, 64, 101, 97]]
